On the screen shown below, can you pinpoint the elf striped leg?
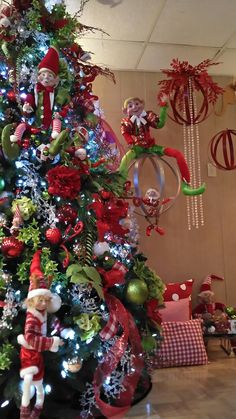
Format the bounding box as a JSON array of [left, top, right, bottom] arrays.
[[10, 122, 27, 143], [51, 118, 62, 139]]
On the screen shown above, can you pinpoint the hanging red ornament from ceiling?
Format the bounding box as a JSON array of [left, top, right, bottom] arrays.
[[158, 59, 224, 230], [158, 58, 224, 125], [209, 128, 236, 170]]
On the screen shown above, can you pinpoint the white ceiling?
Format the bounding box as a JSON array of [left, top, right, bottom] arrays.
[[65, 0, 236, 76]]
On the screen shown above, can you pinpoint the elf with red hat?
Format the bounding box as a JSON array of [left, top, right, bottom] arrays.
[[10, 46, 70, 148], [17, 249, 63, 419], [193, 274, 226, 317]]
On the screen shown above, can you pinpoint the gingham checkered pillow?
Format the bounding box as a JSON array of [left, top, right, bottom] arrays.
[[154, 319, 208, 368]]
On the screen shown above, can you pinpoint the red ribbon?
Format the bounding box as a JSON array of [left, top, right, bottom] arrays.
[[98, 264, 127, 290], [89, 196, 129, 241], [93, 294, 144, 418]]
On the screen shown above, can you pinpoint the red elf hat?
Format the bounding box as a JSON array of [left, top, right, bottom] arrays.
[[27, 249, 51, 300], [199, 274, 224, 295], [38, 46, 59, 76]]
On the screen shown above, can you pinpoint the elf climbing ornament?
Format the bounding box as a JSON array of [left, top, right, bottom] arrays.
[[159, 59, 224, 229], [120, 96, 205, 234], [17, 250, 63, 419]]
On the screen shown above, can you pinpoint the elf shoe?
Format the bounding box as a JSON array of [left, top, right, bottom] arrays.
[[20, 405, 31, 419], [181, 181, 206, 196], [30, 405, 43, 419]]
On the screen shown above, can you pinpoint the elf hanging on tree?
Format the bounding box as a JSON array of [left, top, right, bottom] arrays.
[[9, 46, 70, 145], [120, 96, 206, 196], [17, 250, 63, 419]]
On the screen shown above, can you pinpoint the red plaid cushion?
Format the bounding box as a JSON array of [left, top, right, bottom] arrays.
[[154, 319, 208, 368]]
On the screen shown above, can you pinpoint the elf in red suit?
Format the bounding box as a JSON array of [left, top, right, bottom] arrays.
[[17, 250, 63, 419], [120, 96, 205, 196], [10, 46, 70, 146], [193, 274, 225, 319]]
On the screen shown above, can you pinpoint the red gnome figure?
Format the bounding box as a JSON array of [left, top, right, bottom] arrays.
[[193, 274, 225, 320], [10, 46, 69, 146], [120, 96, 205, 196], [17, 250, 63, 419]]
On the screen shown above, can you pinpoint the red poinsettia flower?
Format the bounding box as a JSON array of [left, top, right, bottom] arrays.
[[47, 165, 81, 200], [145, 298, 162, 325]]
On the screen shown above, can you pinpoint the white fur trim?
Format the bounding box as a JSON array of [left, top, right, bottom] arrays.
[[47, 294, 61, 313], [10, 134, 18, 143], [27, 307, 47, 323], [20, 366, 39, 379], [17, 334, 34, 350], [51, 131, 59, 139], [50, 336, 61, 352], [27, 288, 52, 300]]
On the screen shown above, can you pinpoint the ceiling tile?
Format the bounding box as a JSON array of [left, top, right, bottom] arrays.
[[66, 0, 163, 42], [150, 0, 236, 47], [226, 34, 236, 49], [137, 44, 218, 72], [212, 49, 236, 76], [78, 38, 144, 70]]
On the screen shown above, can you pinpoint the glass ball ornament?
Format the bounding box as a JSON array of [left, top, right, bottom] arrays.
[[125, 279, 149, 305], [0, 177, 5, 191], [66, 357, 82, 373], [93, 241, 110, 256], [0, 213, 7, 226], [56, 204, 77, 224]]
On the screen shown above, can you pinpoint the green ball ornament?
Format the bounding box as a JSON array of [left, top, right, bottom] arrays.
[[142, 335, 157, 352], [42, 191, 50, 200], [34, 138, 41, 146], [0, 177, 5, 191], [126, 279, 149, 305]]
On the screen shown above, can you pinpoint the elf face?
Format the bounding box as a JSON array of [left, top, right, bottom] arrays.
[[126, 99, 144, 117], [75, 148, 87, 161], [35, 295, 52, 311], [38, 70, 58, 87]]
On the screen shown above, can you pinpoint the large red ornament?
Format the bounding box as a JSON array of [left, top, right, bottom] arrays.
[[209, 129, 236, 170], [1, 236, 24, 258], [56, 205, 77, 224], [45, 228, 62, 245], [159, 59, 224, 125]]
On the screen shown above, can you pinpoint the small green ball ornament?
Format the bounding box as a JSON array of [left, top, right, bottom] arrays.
[[34, 138, 41, 146], [126, 279, 149, 305], [0, 177, 5, 191], [42, 191, 50, 200]]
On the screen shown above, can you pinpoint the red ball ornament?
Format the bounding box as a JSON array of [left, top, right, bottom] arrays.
[[45, 228, 62, 245], [56, 205, 77, 224], [1, 237, 24, 258], [100, 190, 111, 200], [209, 129, 236, 170], [30, 127, 41, 135], [22, 138, 30, 149], [7, 90, 16, 102]]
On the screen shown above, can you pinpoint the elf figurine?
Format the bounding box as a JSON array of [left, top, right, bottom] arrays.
[[10, 46, 70, 145], [120, 96, 206, 196], [66, 146, 105, 174], [17, 250, 63, 419], [193, 274, 226, 319]]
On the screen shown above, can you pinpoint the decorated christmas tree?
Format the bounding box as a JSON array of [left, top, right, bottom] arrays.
[[0, 1, 165, 418]]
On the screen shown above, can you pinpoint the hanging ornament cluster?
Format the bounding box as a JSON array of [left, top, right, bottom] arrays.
[[124, 155, 181, 236], [159, 59, 224, 230], [209, 129, 236, 170]]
